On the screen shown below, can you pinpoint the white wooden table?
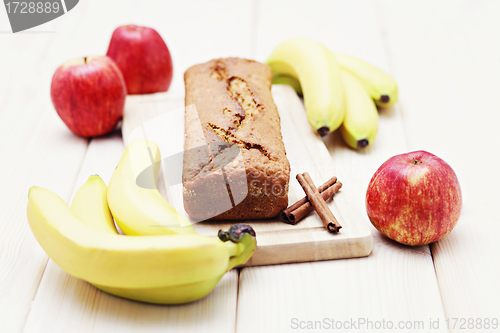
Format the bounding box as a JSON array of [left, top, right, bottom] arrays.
[[1, 1, 499, 332]]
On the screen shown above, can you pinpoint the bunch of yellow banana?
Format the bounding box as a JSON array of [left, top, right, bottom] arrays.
[[27, 139, 256, 304], [267, 37, 398, 149]]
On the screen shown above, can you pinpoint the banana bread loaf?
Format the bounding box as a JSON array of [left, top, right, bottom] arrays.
[[183, 57, 290, 221]]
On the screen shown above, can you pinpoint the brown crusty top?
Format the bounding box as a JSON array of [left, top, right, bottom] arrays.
[[183, 57, 289, 183]]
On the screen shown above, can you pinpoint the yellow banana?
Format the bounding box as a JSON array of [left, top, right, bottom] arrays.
[[27, 185, 256, 304], [335, 53, 398, 108], [267, 37, 345, 136], [339, 70, 379, 149], [93, 278, 223, 304], [107, 139, 195, 236], [71, 175, 118, 234], [70, 176, 231, 303]]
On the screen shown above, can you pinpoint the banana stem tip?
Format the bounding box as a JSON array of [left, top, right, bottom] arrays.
[[218, 224, 256, 243], [317, 127, 330, 137], [380, 95, 390, 104], [357, 139, 369, 149]]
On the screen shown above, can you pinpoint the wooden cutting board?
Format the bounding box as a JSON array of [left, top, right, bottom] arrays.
[[122, 84, 373, 266]]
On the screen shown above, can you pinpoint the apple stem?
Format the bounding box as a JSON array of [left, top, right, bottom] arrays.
[[414, 159, 421, 165], [84, 57, 88, 64]]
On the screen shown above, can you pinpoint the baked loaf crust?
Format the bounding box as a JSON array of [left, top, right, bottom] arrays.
[[183, 57, 290, 220]]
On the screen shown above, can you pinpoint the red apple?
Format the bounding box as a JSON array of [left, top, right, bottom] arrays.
[[366, 150, 462, 246], [106, 25, 173, 95], [50, 56, 126, 137]]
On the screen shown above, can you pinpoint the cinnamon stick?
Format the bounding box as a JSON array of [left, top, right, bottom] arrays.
[[289, 181, 342, 224], [280, 176, 337, 222], [280, 176, 342, 224], [296, 172, 342, 233]]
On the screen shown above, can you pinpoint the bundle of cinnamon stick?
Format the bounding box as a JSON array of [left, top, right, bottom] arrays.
[[281, 173, 342, 233]]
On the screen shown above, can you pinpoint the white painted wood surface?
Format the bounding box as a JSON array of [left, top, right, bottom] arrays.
[[0, 0, 497, 332]]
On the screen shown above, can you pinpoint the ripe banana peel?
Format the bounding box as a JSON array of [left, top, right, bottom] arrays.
[[27, 173, 256, 304], [72, 175, 214, 303], [339, 70, 379, 149], [71, 175, 117, 234], [335, 53, 398, 108], [74, 176, 213, 303], [107, 139, 195, 236], [267, 37, 345, 136], [93, 277, 223, 304], [95, 223, 258, 304]]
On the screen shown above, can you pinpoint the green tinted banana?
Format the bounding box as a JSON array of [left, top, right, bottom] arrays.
[[107, 139, 195, 236], [267, 37, 345, 136], [27, 185, 256, 303], [335, 53, 398, 108], [272, 75, 302, 96], [339, 70, 379, 149]]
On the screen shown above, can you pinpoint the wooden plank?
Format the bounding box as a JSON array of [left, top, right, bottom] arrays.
[[236, 0, 448, 331], [122, 86, 373, 266], [22, 133, 240, 333], [375, 0, 500, 326]]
